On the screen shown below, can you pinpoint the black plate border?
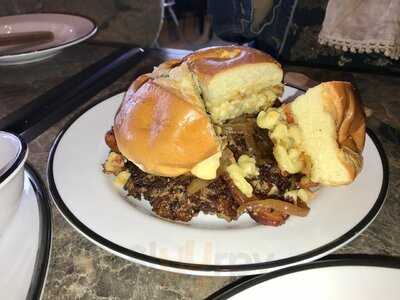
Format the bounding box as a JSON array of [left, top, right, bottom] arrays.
[[47, 93, 389, 273], [25, 164, 52, 300], [0, 132, 27, 184]]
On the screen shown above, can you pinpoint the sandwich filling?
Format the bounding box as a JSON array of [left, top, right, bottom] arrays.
[[196, 66, 283, 124], [104, 113, 313, 226]]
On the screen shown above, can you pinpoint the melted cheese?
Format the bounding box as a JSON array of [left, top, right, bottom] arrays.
[[209, 90, 278, 124], [104, 152, 125, 175], [257, 108, 280, 130], [226, 155, 259, 197], [237, 155, 259, 177], [268, 184, 279, 195], [257, 109, 305, 174], [284, 188, 313, 203], [191, 151, 222, 180], [113, 170, 131, 188]]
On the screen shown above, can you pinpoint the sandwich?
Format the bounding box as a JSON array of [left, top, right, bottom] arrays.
[[257, 81, 366, 186], [103, 46, 366, 226]]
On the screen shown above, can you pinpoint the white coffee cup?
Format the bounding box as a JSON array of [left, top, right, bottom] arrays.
[[0, 131, 28, 236]]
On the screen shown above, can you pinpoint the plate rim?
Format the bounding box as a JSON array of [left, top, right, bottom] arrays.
[[47, 91, 389, 273], [206, 254, 400, 299], [0, 13, 97, 59], [25, 163, 52, 300], [0, 132, 27, 185]]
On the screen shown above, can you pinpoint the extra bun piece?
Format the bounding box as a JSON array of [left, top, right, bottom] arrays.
[[184, 46, 284, 124], [320, 81, 365, 153], [260, 81, 366, 186], [114, 46, 284, 178]]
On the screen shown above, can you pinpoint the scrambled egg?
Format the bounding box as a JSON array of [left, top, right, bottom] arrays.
[[226, 155, 259, 197]]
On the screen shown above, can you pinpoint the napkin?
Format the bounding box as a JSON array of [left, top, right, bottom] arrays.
[[318, 0, 400, 60]]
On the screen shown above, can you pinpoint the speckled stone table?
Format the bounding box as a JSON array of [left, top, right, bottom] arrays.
[[1, 43, 399, 299]]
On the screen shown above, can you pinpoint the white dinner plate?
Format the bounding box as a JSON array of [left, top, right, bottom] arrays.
[[48, 86, 388, 276], [0, 164, 52, 299], [0, 13, 97, 65], [207, 256, 400, 299]]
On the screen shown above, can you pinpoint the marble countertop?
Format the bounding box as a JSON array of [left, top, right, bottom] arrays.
[[0, 43, 399, 299]]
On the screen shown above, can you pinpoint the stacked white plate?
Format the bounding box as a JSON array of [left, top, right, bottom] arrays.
[[0, 165, 52, 299], [206, 256, 400, 299]]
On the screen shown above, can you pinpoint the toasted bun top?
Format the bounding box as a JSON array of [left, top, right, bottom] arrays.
[[184, 46, 280, 81], [320, 81, 366, 153], [311, 81, 366, 185], [114, 80, 220, 177]]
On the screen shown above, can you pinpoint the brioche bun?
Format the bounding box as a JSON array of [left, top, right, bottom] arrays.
[[114, 79, 220, 177], [114, 46, 284, 178], [259, 81, 365, 186], [185, 46, 283, 124]]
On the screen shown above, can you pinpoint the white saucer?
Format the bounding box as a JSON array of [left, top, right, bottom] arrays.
[[48, 86, 388, 276], [207, 256, 400, 299], [0, 13, 97, 65], [0, 165, 52, 299]]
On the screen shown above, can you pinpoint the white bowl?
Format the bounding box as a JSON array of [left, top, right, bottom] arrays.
[[0, 131, 28, 236]]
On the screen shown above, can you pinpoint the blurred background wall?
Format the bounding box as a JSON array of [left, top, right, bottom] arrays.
[[2, 0, 399, 74], [0, 0, 163, 46]]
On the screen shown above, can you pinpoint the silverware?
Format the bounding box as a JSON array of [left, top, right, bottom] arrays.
[[0, 31, 54, 46], [284, 72, 318, 91]]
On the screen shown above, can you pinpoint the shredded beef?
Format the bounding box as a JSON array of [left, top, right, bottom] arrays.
[[107, 114, 304, 225]]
